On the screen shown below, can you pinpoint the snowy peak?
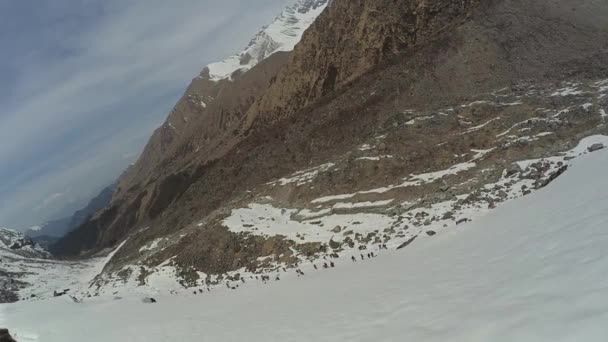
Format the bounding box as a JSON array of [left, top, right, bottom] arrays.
[[202, 0, 329, 81], [0, 228, 49, 259]]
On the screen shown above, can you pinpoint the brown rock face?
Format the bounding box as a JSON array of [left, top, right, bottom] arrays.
[[52, 52, 290, 256], [53, 0, 608, 279], [246, 0, 481, 127], [116, 51, 291, 194]]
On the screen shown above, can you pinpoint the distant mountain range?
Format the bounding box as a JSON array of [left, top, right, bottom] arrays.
[[26, 184, 115, 245]]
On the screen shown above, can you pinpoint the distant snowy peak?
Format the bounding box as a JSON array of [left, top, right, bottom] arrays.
[[202, 0, 329, 81], [0, 228, 49, 259], [28, 225, 42, 232]]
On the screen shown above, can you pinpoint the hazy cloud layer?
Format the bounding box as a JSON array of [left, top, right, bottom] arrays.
[[0, 0, 289, 228]]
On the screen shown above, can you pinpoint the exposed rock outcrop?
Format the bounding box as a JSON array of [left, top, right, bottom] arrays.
[[0, 329, 16, 342]]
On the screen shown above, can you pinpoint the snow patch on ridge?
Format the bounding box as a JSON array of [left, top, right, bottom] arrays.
[[139, 238, 163, 253], [268, 163, 335, 186], [204, 0, 329, 81], [223, 203, 393, 243]]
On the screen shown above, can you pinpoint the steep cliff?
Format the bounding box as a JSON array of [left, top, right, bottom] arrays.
[[245, 0, 482, 127]]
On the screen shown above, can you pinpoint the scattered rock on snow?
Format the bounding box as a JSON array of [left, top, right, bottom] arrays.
[[329, 239, 341, 249], [442, 211, 455, 220], [535, 165, 568, 189], [142, 297, 157, 304], [456, 218, 470, 225], [587, 143, 605, 152], [505, 163, 523, 177], [396, 236, 417, 250]]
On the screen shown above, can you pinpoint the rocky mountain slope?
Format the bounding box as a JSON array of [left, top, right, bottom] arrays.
[[95, 0, 330, 222], [51, 0, 608, 294]]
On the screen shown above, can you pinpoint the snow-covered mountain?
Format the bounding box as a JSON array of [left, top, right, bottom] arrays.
[[0, 228, 50, 303], [201, 0, 329, 81], [0, 228, 48, 259]]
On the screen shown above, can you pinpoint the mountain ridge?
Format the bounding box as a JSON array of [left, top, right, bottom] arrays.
[[52, 0, 608, 292], [202, 0, 330, 81]]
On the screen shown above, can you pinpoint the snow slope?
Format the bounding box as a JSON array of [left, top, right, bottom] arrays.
[[203, 0, 329, 81], [3, 144, 608, 340]]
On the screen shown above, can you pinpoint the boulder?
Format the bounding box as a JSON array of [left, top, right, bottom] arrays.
[[0, 329, 16, 342], [142, 297, 157, 304], [456, 218, 470, 225], [505, 163, 522, 177], [343, 237, 355, 248], [587, 143, 605, 152], [441, 211, 455, 220], [396, 236, 417, 250], [426, 230, 437, 236], [53, 290, 68, 297], [331, 226, 342, 233], [328, 239, 341, 249]]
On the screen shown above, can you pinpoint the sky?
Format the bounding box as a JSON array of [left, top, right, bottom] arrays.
[[0, 0, 290, 229]]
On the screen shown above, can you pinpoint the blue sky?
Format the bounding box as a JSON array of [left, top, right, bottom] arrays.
[[0, 0, 289, 229]]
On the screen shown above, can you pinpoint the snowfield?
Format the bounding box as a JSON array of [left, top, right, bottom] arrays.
[[2, 147, 608, 341]]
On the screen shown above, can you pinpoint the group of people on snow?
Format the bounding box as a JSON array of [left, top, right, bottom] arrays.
[[184, 243, 389, 299]]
